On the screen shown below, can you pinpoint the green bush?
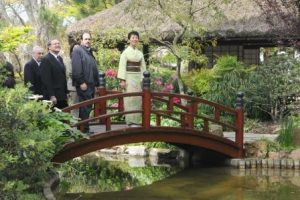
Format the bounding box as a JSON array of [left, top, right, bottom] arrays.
[[205, 56, 255, 107], [182, 68, 213, 95], [0, 85, 82, 199], [276, 116, 300, 150], [184, 56, 254, 114], [95, 48, 120, 71], [246, 53, 300, 121]]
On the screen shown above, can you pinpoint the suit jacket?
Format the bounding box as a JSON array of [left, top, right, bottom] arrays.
[[24, 59, 43, 95], [40, 53, 68, 101]]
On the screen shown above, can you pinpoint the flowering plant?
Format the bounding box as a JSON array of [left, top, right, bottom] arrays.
[[105, 68, 119, 90], [152, 71, 181, 104]]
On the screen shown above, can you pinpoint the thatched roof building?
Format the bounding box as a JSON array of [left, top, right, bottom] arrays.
[[67, 0, 298, 66]]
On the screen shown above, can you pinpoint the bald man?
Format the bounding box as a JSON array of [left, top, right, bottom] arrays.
[[24, 46, 44, 95]]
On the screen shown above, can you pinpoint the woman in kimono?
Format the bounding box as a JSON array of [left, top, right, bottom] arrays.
[[117, 31, 146, 126]]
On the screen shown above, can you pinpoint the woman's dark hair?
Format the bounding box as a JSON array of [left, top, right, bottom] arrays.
[[128, 31, 139, 40]]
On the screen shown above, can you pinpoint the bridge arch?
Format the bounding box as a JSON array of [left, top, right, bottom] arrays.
[[52, 127, 241, 163]]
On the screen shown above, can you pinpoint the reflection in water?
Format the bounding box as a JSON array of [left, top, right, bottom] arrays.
[[58, 155, 300, 200], [57, 154, 182, 196]]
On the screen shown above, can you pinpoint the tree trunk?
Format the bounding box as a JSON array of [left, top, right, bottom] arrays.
[[12, 52, 23, 80], [176, 57, 185, 95]]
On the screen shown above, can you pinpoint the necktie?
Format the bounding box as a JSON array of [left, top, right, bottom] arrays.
[[56, 56, 65, 67]]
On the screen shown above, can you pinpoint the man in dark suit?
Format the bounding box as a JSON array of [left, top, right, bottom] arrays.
[[24, 46, 44, 95], [40, 39, 68, 109]]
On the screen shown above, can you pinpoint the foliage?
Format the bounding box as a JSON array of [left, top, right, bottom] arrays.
[[184, 56, 254, 110], [182, 68, 214, 95], [0, 60, 10, 86], [246, 53, 300, 121], [59, 157, 138, 193], [93, 28, 129, 48], [0, 26, 35, 52], [0, 85, 83, 199], [63, 0, 116, 20], [95, 48, 121, 71], [39, 6, 64, 37], [150, 68, 179, 93], [105, 68, 119, 90], [58, 155, 180, 194], [205, 56, 255, 107], [276, 116, 300, 150]]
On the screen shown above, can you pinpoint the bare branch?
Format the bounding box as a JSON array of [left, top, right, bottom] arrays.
[[7, 4, 26, 26], [191, 0, 218, 15]]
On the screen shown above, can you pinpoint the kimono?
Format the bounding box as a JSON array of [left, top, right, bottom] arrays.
[[117, 46, 146, 125]]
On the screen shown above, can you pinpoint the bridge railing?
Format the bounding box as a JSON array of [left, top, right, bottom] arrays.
[[62, 71, 244, 152]]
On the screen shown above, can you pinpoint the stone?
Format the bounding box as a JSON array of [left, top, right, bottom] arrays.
[[294, 160, 300, 169], [128, 157, 146, 167], [289, 149, 300, 160], [239, 160, 245, 169], [228, 159, 241, 168], [274, 159, 281, 169], [280, 159, 287, 169], [210, 124, 223, 137], [267, 159, 274, 168], [286, 159, 294, 169], [244, 141, 268, 158], [115, 145, 126, 154], [245, 159, 251, 168], [261, 159, 268, 168], [250, 159, 257, 168], [125, 146, 147, 156], [149, 148, 170, 157], [99, 148, 117, 154], [268, 152, 281, 159]]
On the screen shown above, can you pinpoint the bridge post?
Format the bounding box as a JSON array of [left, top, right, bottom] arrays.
[[142, 71, 151, 129], [186, 91, 195, 128], [96, 72, 107, 123], [235, 92, 244, 157]]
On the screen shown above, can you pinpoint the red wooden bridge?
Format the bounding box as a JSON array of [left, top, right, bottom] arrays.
[[52, 72, 244, 163]]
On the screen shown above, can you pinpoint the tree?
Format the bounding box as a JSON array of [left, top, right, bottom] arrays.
[[254, 0, 300, 46], [0, 26, 35, 76], [63, 0, 117, 20], [126, 0, 231, 94], [247, 53, 300, 121], [0, 0, 60, 46]]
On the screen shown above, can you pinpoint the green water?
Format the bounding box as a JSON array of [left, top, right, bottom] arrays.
[[57, 156, 300, 200]]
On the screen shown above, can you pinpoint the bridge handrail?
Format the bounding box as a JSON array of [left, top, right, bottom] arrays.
[[62, 92, 143, 113], [152, 92, 237, 114]]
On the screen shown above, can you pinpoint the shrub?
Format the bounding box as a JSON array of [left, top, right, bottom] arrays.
[[276, 116, 300, 150], [246, 53, 300, 121], [0, 85, 82, 199]]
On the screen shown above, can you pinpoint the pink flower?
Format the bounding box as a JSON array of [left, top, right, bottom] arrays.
[[111, 102, 119, 108], [162, 87, 169, 92], [105, 68, 117, 77], [173, 97, 181, 104], [166, 84, 174, 90], [155, 79, 162, 86]]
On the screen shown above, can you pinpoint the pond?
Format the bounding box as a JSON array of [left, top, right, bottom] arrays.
[[57, 154, 300, 200]]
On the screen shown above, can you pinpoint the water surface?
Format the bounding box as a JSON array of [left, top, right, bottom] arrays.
[[58, 156, 300, 200]]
